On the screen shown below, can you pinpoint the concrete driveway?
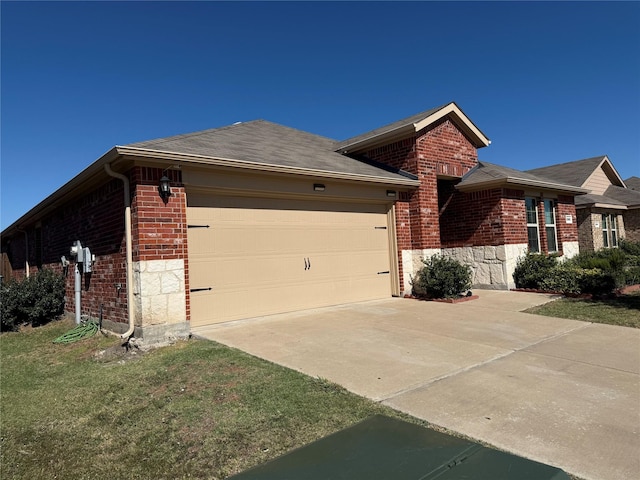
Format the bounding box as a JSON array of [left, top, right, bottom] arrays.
[[192, 290, 640, 480]]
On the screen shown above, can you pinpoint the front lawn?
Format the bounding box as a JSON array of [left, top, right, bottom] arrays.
[[1, 319, 425, 479], [525, 292, 640, 328]]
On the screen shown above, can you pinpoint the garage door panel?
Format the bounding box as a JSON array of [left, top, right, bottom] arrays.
[[187, 197, 392, 327]]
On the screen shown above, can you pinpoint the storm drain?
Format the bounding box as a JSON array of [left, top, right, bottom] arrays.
[[228, 415, 569, 479]]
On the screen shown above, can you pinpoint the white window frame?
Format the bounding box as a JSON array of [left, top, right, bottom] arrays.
[[525, 197, 541, 253], [543, 199, 558, 253], [602, 213, 618, 248]]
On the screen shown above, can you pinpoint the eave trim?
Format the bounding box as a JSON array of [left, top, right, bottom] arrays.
[[116, 146, 421, 187], [456, 177, 590, 195]]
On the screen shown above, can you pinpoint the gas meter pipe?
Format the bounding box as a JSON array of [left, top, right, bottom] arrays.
[[104, 163, 135, 339]]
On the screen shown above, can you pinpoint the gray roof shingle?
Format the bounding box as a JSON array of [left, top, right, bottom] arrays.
[[604, 184, 640, 207], [127, 120, 416, 182], [525, 156, 607, 187], [336, 104, 447, 150], [457, 161, 585, 193], [625, 176, 640, 191]]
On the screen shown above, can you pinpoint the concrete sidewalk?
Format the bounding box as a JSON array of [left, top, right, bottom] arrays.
[[192, 290, 640, 480]]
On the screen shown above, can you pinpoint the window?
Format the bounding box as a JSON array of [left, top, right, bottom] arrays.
[[602, 214, 618, 248], [543, 199, 558, 253], [525, 197, 540, 253]]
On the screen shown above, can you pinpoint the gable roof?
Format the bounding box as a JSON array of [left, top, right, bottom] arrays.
[[456, 161, 588, 194], [123, 120, 419, 185], [625, 176, 640, 191], [525, 155, 625, 189], [336, 102, 490, 153], [603, 184, 640, 208], [575, 193, 628, 209]]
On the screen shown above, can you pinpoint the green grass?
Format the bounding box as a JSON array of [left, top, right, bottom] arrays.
[[1, 319, 429, 480], [525, 292, 640, 328]]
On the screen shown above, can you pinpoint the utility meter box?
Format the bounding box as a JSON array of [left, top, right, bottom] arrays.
[[82, 247, 93, 273]]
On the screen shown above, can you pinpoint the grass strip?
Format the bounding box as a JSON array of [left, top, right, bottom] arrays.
[[1, 319, 424, 479], [525, 293, 640, 328]]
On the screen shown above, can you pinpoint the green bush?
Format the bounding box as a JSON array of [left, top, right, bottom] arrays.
[[623, 266, 640, 286], [513, 252, 618, 296], [619, 238, 640, 256], [568, 249, 627, 288], [576, 268, 617, 295], [0, 269, 66, 331], [412, 254, 472, 299], [513, 253, 558, 289], [538, 264, 581, 294]]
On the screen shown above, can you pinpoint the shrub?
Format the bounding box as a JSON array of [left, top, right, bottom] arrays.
[[568, 249, 627, 288], [513, 253, 558, 289], [576, 268, 617, 296], [623, 266, 640, 286], [538, 264, 581, 294], [619, 238, 640, 256], [0, 269, 65, 331], [412, 254, 472, 299], [512, 252, 617, 296]]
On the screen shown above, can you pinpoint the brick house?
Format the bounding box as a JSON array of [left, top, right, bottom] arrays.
[[528, 156, 640, 249], [1, 102, 585, 344]]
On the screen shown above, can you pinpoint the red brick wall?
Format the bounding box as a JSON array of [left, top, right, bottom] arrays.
[[364, 118, 479, 251], [2, 178, 129, 324], [360, 117, 480, 289], [501, 190, 529, 244], [129, 166, 189, 322], [555, 195, 579, 255], [439, 187, 527, 248], [130, 167, 187, 262], [2, 166, 190, 326]]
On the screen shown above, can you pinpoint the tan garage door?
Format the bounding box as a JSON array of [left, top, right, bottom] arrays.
[[187, 195, 393, 326]]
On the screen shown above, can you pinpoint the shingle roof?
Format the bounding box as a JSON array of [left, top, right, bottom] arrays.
[[604, 184, 640, 207], [456, 161, 587, 194], [525, 156, 607, 187], [625, 176, 640, 191], [336, 102, 490, 152], [336, 104, 447, 150], [575, 193, 627, 208], [126, 120, 417, 183]]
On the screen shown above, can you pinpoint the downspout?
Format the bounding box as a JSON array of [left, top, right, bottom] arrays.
[[104, 164, 135, 339]]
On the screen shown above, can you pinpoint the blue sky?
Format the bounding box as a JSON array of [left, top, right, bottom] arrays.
[[2, 1, 639, 230]]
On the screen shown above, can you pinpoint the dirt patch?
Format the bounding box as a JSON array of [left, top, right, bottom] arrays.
[[93, 342, 145, 364]]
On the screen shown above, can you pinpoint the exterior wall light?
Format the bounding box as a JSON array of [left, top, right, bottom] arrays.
[[386, 190, 397, 198], [158, 175, 172, 202], [313, 184, 326, 192]]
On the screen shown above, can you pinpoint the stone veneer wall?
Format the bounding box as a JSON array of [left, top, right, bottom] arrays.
[[129, 167, 190, 344], [442, 244, 528, 290], [560, 241, 580, 260], [131, 259, 188, 343], [577, 209, 625, 252], [401, 248, 441, 294], [402, 243, 530, 293], [622, 209, 639, 242]]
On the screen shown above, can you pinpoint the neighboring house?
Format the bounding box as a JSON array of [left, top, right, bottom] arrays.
[[527, 156, 640, 248], [1, 102, 585, 344]]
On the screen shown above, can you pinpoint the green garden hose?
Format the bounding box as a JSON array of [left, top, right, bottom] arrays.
[[53, 320, 99, 344]]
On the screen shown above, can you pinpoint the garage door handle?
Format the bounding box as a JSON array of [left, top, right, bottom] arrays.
[[190, 287, 212, 292], [377, 271, 390, 275], [304, 258, 311, 270]]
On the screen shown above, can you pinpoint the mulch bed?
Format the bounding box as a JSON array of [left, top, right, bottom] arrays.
[[403, 294, 479, 303]]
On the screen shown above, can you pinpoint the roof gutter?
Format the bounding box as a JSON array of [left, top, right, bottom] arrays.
[[116, 146, 421, 187], [103, 163, 135, 340]]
